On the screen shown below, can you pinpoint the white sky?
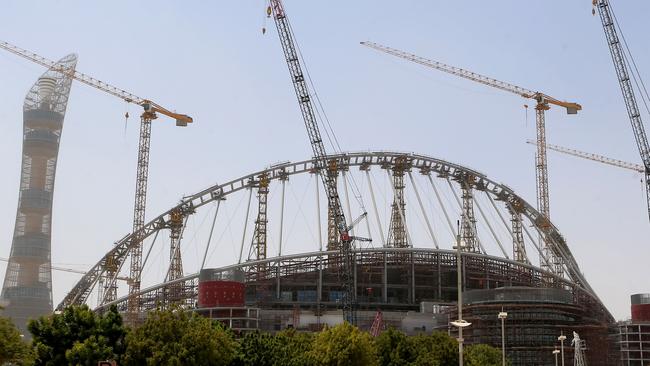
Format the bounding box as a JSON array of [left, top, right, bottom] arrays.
[[1, 1, 649, 321]]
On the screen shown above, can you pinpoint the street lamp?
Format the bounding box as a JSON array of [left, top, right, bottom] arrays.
[[558, 333, 567, 366], [450, 319, 471, 366], [451, 319, 471, 328], [552, 348, 560, 366], [451, 221, 471, 366], [498, 310, 507, 366]]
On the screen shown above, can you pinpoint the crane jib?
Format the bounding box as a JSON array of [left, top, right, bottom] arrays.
[[596, 0, 650, 221], [270, 0, 356, 323]]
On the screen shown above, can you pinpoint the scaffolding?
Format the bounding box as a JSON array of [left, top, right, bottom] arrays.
[[447, 287, 614, 366]]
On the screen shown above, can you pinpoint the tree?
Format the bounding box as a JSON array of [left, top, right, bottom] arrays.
[[464, 344, 504, 366], [121, 308, 237, 366], [0, 315, 34, 365], [409, 332, 458, 366], [28, 305, 127, 366], [65, 335, 115, 366], [233, 331, 278, 366], [308, 322, 379, 366], [374, 327, 414, 366], [233, 328, 313, 366]]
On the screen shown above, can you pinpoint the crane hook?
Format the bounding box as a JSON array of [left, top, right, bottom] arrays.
[[524, 104, 529, 127], [124, 111, 130, 137], [592, 0, 597, 15]]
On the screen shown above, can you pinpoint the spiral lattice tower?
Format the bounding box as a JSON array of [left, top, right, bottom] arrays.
[[1, 53, 77, 335]]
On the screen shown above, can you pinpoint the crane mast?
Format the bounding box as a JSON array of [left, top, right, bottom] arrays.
[[593, 0, 650, 221], [268, 0, 356, 323]]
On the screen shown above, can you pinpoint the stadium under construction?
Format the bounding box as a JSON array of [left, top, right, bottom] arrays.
[[2, 1, 649, 366], [54, 152, 619, 366]]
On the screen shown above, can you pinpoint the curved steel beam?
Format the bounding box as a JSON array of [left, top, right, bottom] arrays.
[[57, 151, 595, 310]]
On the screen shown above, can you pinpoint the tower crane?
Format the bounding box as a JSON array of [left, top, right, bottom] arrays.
[[593, 0, 650, 221], [0, 41, 193, 318], [526, 140, 644, 173], [361, 41, 581, 276], [268, 0, 363, 324]]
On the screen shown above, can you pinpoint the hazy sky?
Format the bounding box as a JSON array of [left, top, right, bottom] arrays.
[[1, 1, 649, 321]]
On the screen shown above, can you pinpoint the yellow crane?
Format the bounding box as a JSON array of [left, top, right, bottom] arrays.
[[0, 40, 193, 318], [361, 41, 581, 277]]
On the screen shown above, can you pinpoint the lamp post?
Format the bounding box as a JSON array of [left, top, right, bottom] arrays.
[[451, 319, 471, 365], [558, 333, 567, 366], [451, 221, 471, 366], [552, 348, 560, 366], [498, 309, 507, 366]]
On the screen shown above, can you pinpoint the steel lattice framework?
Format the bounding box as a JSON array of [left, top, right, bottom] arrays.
[[595, 0, 650, 221], [250, 173, 269, 274], [1, 53, 77, 335], [56, 151, 607, 320], [387, 156, 409, 248]]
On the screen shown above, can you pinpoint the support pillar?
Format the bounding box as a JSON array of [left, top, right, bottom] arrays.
[[251, 173, 269, 275], [459, 177, 480, 253], [508, 201, 527, 263], [168, 208, 185, 303], [387, 157, 409, 248], [326, 160, 339, 251]]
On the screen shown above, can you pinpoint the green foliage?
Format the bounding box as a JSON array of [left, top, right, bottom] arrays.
[[23, 304, 507, 366], [275, 329, 314, 366], [65, 335, 115, 366], [28, 305, 126, 366], [308, 322, 379, 366], [0, 315, 34, 365], [121, 308, 237, 366], [233, 331, 277, 366], [409, 331, 458, 366], [375, 327, 414, 366], [464, 343, 504, 366], [375, 329, 460, 366], [233, 328, 313, 366]]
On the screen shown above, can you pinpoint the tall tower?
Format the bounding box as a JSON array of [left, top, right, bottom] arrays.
[[1, 54, 77, 335]]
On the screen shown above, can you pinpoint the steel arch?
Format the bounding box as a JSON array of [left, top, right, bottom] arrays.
[[57, 151, 598, 311]]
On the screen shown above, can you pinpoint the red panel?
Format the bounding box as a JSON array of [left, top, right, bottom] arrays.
[[198, 280, 245, 308], [631, 304, 650, 322]]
